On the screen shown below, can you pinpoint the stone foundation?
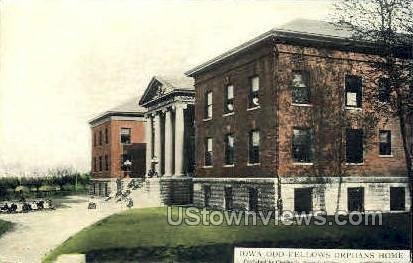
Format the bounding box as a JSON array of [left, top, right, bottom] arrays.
[[89, 178, 118, 197], [160, 177, 193, 205], [193, 178, 277, 211], [192, 177, 410, 214]]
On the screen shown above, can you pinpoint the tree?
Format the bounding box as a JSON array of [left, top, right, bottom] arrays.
[[332, 0, 413, 212]]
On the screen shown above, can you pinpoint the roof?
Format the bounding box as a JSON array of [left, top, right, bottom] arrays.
[[108, 98, 146, 113], [185, 19, 367, 77], [138, 74, 194, 106], [154, 74, 194, 90], [88, 98, 146, 125], [276, 19, 353, 39]]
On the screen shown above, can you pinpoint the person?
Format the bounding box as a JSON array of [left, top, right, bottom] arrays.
[[1, 203, 9, 213], [37, 200, 44, 210], [126, 198, 133, 208], [88, 202, 96, 209], [9, 203, 17, 213]]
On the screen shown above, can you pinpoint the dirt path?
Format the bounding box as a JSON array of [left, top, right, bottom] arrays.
[[0, 195, 129, 263]]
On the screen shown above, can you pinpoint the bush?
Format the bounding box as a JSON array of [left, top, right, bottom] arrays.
[[39, 185, 56, 192], [62, 184, 74, 191]]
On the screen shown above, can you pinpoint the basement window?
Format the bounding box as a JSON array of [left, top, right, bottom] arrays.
[[204, 185, 211, 208], [248, 188, 259, 212], [347, 187, 364, 212], [120, 128, 131, 144], [345, 75, 362, 108], [294, 188, 313, 214], [379, 130, 392, 156], [346, 129, 363, 164], [292, 128, 314, 163], [390, 187, 405, 211], [248, 76, 260, 108], [292, 71, 310, 104], [225, 186, 233, 210]]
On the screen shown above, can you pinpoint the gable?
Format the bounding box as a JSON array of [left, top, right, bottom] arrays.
[[138, 77, 173, 106]]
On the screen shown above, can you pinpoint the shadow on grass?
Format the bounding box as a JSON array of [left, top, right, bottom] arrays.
[[0, 219, 14, 238]]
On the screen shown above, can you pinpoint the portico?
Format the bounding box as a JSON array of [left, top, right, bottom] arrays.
[[139, 75, 195, 178]]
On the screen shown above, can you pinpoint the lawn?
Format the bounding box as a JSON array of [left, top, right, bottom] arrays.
[[43, 207, 410, 263], [0, 219, 13, 238]]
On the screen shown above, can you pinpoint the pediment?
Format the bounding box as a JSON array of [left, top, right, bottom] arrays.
[[138, 77, 173, 106]]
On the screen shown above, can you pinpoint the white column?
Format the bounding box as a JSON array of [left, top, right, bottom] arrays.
[[164, 109, 173, 176], [154, 112, 161, 175], [145, 115, 152, 177], [174, 104, 186, 176]]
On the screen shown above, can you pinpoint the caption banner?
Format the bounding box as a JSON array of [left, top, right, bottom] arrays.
[[234, 248, 411, 263]]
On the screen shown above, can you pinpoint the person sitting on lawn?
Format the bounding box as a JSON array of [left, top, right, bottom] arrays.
[[22, 202, 31, 213], [9, 203, 17, 213], [1, 203, 9, 212], [37, 200, 44, 210]]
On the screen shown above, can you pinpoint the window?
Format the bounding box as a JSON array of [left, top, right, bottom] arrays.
[[99, 130, 103, 145], [248, 130, 260, 164], [98, 156, 102, 171], [224, 85, 234, 114], [120, 128, 131, 144], [294, 188, 313, 213], [378, 78, 390, 103], [225, 134, 234, 165], [390, 187, 405, 211], [204, 185, 211, 207], [248, 188, 258, 212], [346, 129, 363, 163], [104, 155, 109, 171], [292, 128, 314, 163], [292, 71, 310, 104], [205, 137, 213, 166], [105, 128, 108, 144], [93, 157, 97, 172], [204, 91, 213, 119], [347, 187, 364, 212], [121, 154, 131, 171], [379, 130, 392, 155], [248, 76, 260, 108], [93, 133, 97, 147], [224, 186, 233, 210], [345, 75, 362, 108]]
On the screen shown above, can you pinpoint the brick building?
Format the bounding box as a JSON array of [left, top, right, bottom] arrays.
[[89, 98, 146, 196], [186, 19, 412, 214]]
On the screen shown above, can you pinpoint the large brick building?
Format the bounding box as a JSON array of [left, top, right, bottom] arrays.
[[186, 19, 412, 214], [89, 99, 146, 196]]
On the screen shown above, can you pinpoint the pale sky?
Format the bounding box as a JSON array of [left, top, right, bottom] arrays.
[[0, 0, 332, 174]]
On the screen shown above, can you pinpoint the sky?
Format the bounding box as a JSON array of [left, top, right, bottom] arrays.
[[0, 0, 332, 175]]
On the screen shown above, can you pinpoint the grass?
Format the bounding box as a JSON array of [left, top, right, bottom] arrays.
[[0, 219, 13, 238], [43, 208, 410, 263]]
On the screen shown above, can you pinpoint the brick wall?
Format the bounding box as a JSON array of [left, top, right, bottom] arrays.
[[91, 118, 146, 179], [194, 42, 278, 179], [193, 41, 408, 180]]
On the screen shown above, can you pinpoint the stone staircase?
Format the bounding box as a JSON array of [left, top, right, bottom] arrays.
[[105, 177, 164, 208]]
